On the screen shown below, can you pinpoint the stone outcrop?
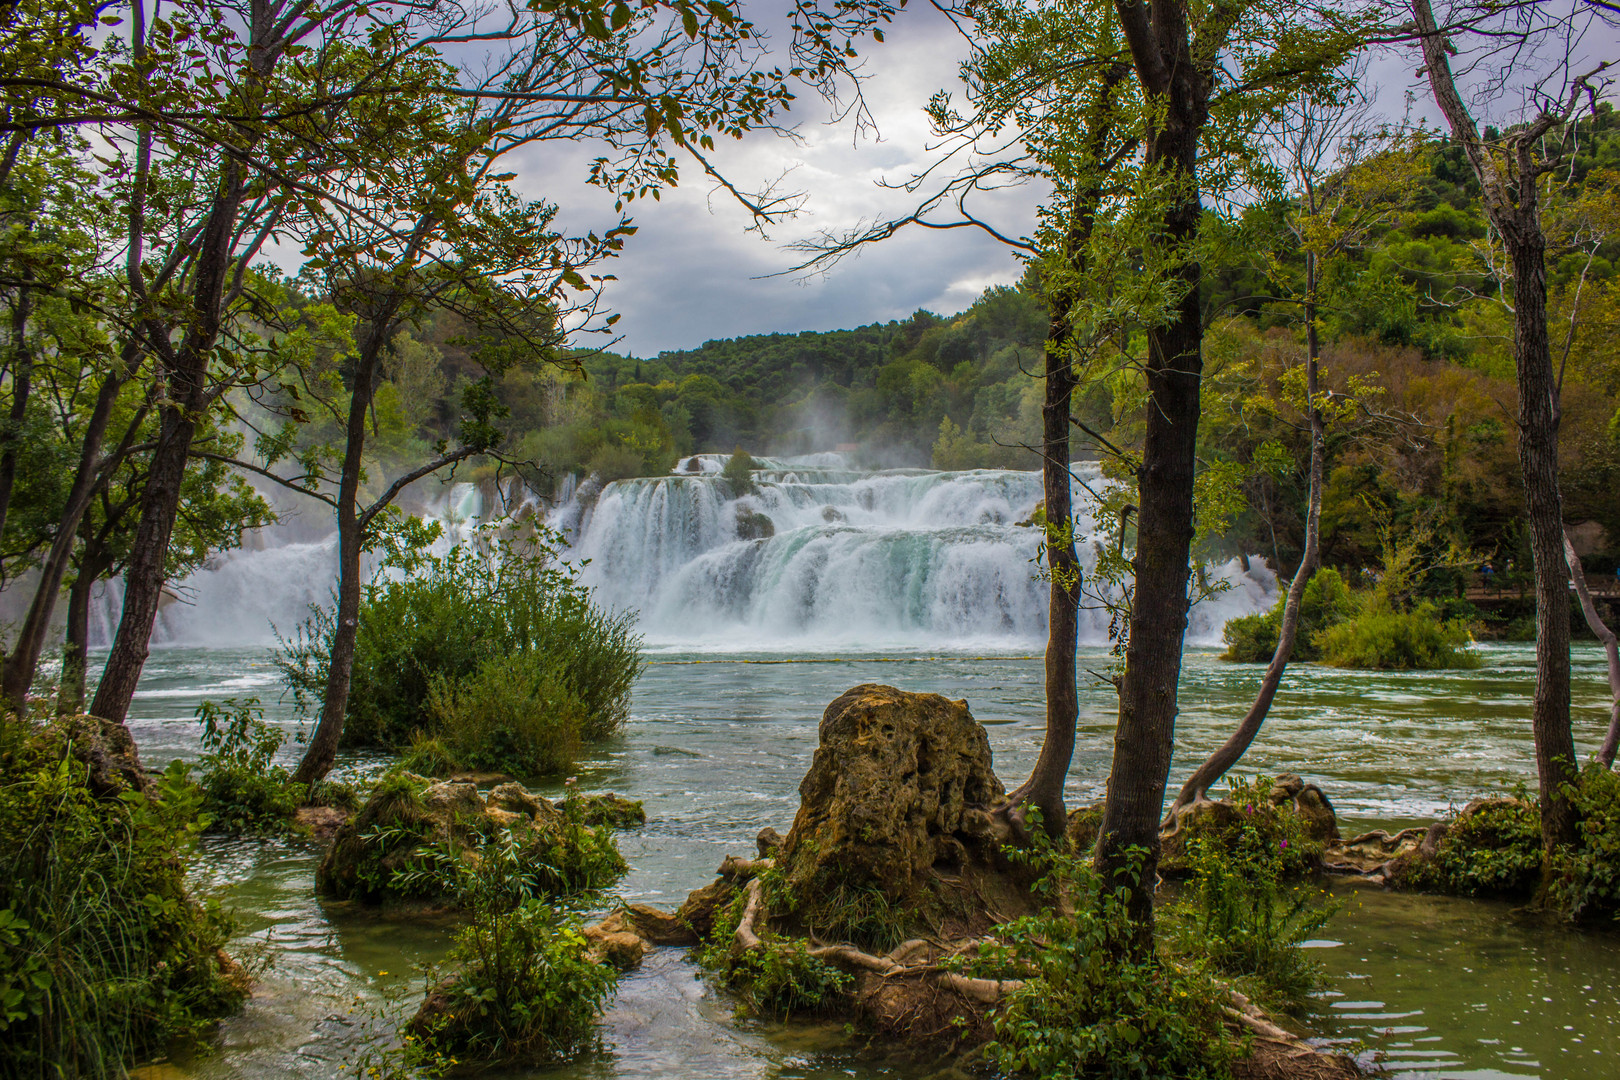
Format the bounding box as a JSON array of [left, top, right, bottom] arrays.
[[1160, 773, 1339, 872], [777, 683, 1008, 904]]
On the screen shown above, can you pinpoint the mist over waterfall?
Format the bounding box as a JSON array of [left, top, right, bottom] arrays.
[[559, 453, 1275, 651]]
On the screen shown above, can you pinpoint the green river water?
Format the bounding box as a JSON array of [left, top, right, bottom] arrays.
[[118, 642, 1620, 1080]]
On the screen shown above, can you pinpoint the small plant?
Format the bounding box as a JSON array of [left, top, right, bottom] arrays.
[[1176, 776, 1324, 879], [193, 697, 305, 835], [697, 871, 852, 1020], [0, 717, 246, 1075], [397, 828, 620, 1065]]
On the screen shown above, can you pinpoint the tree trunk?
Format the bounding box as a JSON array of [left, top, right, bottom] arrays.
[[57, 547, 107, 717], [292, 335, 383, 784], [1007, 244, 1082, 830], [1563, 528, 1620, 767], [1411, 0, 1577, 866], [0, 275, 35, 546], [1164, 259, 1326, 819], [1092, 144, 1204, 946], [1, 351, 135, 713], [91, 177, 245, 724], [1510, 233, 1578, 857]]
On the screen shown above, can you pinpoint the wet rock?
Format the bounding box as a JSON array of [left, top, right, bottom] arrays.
[[55, 715, 149, 796], [756, 826, 784, 857], [295, 805, 350, 842], [778, 683, 1006, 904], [623, 903, 699, 946], [735, 508, 775, 540], [1270, 774, 1339, 843], [674, 878, 738, 939], [1325, 828, 1428, 876], [583, 920, 647, 969], [821, 506, 846, 524]]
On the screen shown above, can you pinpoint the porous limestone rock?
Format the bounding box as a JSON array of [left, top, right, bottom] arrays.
[[777, 683, 1007, 903]]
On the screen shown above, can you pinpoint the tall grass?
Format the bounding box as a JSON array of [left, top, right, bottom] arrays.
[[0, 718, 244, 1076]]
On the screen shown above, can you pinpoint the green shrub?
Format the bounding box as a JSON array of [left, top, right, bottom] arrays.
[[1401, 797, 1541, 898], [721, 446, 757, 495], [192, 698, 304, 835], [1551, 765, 1620, 919], [979, 843, 1238, 1080], [1175, 776, 1324, 880], [1315, 601, 1481, 670], [426, 652, 584, 780], [1221, 568, 1356, 663], [404, 833, 619, 1065], [398, 732, 461, 779], [277, 528, 642, 765], [697, 869, 853, 1020], [1172, 817, 1338, 1013], [0, 717, 245, 1076]]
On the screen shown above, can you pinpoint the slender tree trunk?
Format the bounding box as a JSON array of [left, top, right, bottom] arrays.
[[1007, 240, 1082, 830], [0, 276, 35, 544], [57, 545, 108, 717], [1564, 529, 1620, 767], [1511, 234, 1578, 855], [292, 338, 383, 784], [91, 176, 246, 724], [1, 350, 137, 713], [1165, 258, 1327, 818], [1411, 0, 1577, 866], [1093, 134, 1205, 945]]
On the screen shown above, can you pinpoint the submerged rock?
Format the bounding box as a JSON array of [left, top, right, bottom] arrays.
[[735, 508, 775, 540]]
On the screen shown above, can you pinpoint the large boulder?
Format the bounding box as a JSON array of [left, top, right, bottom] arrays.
[[778, 684, 1007, 904]]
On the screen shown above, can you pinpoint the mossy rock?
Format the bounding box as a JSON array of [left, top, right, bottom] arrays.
[[1390, 797, 1541, 897]]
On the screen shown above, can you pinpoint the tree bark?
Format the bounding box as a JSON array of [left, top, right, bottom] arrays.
[[290, 340, 376, 785], [0, 275, 35, 546], [1094, 0, 1220, 951], [1, 348, 139, 713], [90, 175, 246, 724], [57, 542, 109, 717], [1006, 238, 1083, 830], [1165, 256, 1327, 818], [1411, 0, 1577, 860], [1563, 528, 1620, 767]]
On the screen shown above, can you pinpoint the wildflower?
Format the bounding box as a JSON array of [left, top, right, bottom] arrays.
[[1279, 840, 1288, 849]]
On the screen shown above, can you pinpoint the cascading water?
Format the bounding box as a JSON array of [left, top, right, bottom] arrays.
[[89, 481, 494, 648], [560, 453, 1275, 651]]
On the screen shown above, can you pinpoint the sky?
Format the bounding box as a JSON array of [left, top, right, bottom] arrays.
[[507, 5, 1038, 360]]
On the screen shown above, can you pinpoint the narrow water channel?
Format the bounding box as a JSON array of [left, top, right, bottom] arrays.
[[120, 643, 1619, 1080]]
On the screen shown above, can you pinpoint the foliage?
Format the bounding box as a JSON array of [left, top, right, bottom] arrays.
[[721, 446, 759, 496], [1221, 568, 1356, 662], [1550, 764, 1620, 921], [1315, 601, 1481, 670], [1401, 796, 1542, 898], [191, 698, 304, 835], [0, 717, 244, 1076], [1169, 781, 1339, 1013], [697, 871, 853, 1020], [426, 652, 585, 780], [278, 528, 641, 765], [401, 828, 619, 1065], [398, 732, 462, 779], [1175, 777, 1325, 879], [978, 841, 1239, 1080]]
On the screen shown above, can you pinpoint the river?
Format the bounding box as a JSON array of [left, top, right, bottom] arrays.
[[121, 642, 1620, 1080]]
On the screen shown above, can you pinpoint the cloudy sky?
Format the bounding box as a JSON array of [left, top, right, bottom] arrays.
[[508, 5, 1038, 360]]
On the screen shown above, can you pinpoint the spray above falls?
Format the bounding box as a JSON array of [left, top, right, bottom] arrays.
[[558, 453, 1274, 651]]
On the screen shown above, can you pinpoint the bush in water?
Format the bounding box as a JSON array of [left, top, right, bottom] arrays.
[[1401, 797, 1543, 899], [1551, 765, 1620, 920], [1220, 568, 1356, 663], [0, 717, 245, 1076], [1315, 600, 1481, 670], [426, 652, 584, 780], [278, 527, 642, 777], [191, 697, 304, 835], [401, 825, 619, 1065]]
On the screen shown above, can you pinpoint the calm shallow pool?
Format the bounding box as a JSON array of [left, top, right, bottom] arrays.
[[114, 642, 1619, 1080]]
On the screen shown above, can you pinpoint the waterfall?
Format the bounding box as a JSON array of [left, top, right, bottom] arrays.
[[560, 453, 1275, 651]]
